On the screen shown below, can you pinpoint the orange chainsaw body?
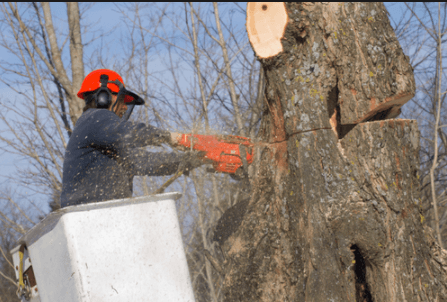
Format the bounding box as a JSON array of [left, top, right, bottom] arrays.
[[178, 134, 253, 174]]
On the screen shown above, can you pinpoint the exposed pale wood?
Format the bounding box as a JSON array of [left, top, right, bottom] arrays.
[[246, 3, 288, 59]]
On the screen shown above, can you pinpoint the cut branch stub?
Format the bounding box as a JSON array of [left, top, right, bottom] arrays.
[[246, 2, 415, 127], [331, 3, 415, 124], [246, 3, 288, 59]]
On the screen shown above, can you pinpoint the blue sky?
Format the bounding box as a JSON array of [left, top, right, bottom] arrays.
[[0, 2, 425, 214]]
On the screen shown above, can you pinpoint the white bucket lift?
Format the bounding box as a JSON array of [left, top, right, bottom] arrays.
[[10, 192, 195, 302]]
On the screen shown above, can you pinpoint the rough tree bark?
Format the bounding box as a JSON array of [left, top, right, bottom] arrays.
[[66, 2, 85, 124], [214, 3, 447, 301], [41, 2, 85, 125]]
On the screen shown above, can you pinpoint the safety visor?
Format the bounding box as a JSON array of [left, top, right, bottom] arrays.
[[109, 79, 145, 121], [119, 90, 145, 106], [108, 79, 144, 106]]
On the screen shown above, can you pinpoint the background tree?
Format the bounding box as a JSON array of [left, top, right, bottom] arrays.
[[0, 2, 86, 301], [0, 2, 262, 301], [114, 3, 263, 300], [0, 1, 87, 209], [390, 2, 447, 248]]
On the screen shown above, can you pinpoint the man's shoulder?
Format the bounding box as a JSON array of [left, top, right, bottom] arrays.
[[67, 109, 122, 150], [79, 109, 119, 124]]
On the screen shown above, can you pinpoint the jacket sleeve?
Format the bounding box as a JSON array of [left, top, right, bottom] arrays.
[[84, 109, 171, 150], [119, 148, 184, 176]]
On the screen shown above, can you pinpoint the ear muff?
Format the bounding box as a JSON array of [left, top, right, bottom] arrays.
[[95, 74, 112, 108], [96, 90, 111, 108]]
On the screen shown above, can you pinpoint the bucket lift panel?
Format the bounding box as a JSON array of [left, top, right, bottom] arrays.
[[11, 193, 195, 302]]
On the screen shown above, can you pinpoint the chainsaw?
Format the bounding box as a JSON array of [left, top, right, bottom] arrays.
[[153, 133, 254, 194], [177, 133, 254, 177]]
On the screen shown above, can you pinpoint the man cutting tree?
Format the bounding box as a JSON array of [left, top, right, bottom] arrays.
[[61, 69, 203, 208]]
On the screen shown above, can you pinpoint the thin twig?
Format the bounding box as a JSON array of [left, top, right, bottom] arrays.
[[0, 245, 14, 269]]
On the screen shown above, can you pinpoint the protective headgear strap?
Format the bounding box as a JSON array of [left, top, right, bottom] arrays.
[[95, 74, 112, 108], [109, 79, 143, 121], [99, 74, 108, 87]]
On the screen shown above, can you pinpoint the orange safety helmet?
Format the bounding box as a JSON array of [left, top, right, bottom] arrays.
[[78, 69, 145, 120], [77, 69, 125, 100]]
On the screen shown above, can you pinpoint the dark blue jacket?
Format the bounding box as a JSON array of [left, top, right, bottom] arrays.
[[61, 109, 183, 207]]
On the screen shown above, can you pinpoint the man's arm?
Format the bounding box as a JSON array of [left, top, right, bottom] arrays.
[[84, 109, 173, 149], [119, 148, 184, 176]]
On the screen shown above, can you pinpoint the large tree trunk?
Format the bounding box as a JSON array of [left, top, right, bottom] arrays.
[[215, 3, 447, 301]]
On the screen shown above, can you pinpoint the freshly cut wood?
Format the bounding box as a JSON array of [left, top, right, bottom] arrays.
[[246, 3, 288, 59]]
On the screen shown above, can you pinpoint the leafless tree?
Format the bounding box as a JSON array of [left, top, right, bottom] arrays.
[[390, 2, 447, 247], [0, 2, 89, 299], [115, 3, 263, 301], [0, 2, 262, 300]]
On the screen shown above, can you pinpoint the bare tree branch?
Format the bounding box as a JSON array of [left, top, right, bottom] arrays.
[[213, 2, 244, 135]]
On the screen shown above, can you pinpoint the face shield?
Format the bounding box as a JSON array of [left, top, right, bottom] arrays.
[[108, 79, 145, 121]]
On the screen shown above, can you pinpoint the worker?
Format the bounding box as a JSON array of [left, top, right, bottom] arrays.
[[60, 69, 202, 208]]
